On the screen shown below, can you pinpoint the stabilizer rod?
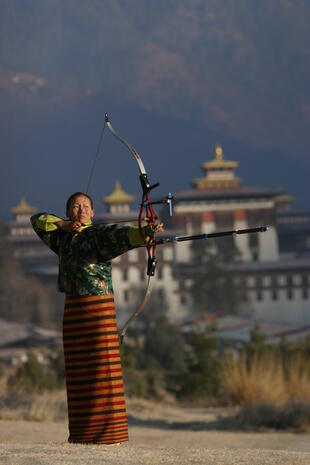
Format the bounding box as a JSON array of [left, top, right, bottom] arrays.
[[156, 226, 267, 245]]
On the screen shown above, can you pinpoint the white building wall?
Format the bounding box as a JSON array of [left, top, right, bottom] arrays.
[[258, 226, 279, 261], [113, 245, 186, 324], [159, 263, 187, 322], [234, 218, 252, 261], [175, 220, 193, 263], [112, 268, 123, 307], [249, 287, 310, 324], [175, 242, 191, 263]]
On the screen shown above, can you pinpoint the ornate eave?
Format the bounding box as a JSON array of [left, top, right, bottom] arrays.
[[194, 178, 241, 189], [103, 181, 136, 205], [274, 193, 295, 205]]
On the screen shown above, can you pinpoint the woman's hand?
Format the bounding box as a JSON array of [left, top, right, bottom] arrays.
[[147, 221, 164, 233], [154, 222, 164, 233], [56, 220, 82, 233]]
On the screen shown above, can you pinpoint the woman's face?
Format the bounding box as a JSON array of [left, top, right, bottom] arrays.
[[67, 195, 94, 224]]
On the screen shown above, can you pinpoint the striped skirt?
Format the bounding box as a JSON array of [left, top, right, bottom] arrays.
[[62, 294, 128, 445]]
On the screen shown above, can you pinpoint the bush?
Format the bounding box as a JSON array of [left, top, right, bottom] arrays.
[[121, 317, 186, 400], [178, 328, 224, 401], [232, 403, 310, 431], [48, 348, 66, 388], [7, 352, 57, 395]]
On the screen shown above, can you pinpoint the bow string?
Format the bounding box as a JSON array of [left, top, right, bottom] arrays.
[[88, 113, 172, 342]]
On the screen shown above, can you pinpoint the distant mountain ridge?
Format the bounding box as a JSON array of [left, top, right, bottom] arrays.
[[0, 1, 309, 220], [1, 0, 309, 158]]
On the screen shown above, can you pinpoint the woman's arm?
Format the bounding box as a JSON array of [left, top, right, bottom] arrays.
[[30, 213, 64, 254], [95, 224, 156, 261]]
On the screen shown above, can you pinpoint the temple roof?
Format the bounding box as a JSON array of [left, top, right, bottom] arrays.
[[103, 181, 136, 205], [202, 144, 238, 170], [193, 144, 241, 189], [174, 186, 284, 203], [11, 197, 37, 215]]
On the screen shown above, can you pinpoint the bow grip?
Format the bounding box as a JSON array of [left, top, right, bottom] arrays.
[[147, 257, 157, 276], [139, 174, 160, 194]]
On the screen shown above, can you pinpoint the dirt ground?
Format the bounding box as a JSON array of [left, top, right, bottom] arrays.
[[0, 401, 310, 465]]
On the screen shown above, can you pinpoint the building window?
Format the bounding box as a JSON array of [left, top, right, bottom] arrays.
[[303, 288, 309, 300], [180, 294, 187, 305], [124, 290, 129, 302], [272, 289, 278, 301], [278, 275, 286, 286], [262, 276, 271, 287], [256, 290, 262, 301], [287, 288, 293, 300], [247, 276, 256, 288], [185, 279, 192, 289], [293, 274, 302, 285], [123, 269, 128, 281], [157, 268, 163, 280], [252, 250, 258, 262], [140, 269, 145, 281]]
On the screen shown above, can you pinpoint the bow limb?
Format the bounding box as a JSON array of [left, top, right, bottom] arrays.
[[104, 113, 159, 341], [120, 276, 153, 343], [105, 113, 147, 178], [104, 113, 158, 241]]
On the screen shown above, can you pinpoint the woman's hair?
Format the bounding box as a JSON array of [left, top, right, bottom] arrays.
[[66, 192, 94, 217]]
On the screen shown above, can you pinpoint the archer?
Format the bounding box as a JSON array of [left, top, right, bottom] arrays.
[[30, 191, 163, 446]]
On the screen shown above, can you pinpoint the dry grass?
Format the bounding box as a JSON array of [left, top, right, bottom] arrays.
[[286, 354, 310, 403], [222, 352, 310, 406], [222, 352, 310, 431], [222, 353, 285, 405], [0, 389, 67, 422]]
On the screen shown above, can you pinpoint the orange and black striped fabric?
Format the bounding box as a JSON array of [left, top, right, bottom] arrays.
[[62, 294, 128, 445]]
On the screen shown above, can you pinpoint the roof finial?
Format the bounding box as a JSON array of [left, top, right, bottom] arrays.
[[215, 144, 223, 160]]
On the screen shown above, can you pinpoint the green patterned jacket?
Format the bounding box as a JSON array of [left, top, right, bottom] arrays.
[[31, 213, 151, 296]]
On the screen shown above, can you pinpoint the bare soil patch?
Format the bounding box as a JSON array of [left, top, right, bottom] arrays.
[[1, 399, 310, 464]]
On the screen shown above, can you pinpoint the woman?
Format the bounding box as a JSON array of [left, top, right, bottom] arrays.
[[31, 191, 161, 445]]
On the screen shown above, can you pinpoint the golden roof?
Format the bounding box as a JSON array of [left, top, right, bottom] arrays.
[[11, 197, 37, 215], [194, 178, 240, 189], [274, 193, 295, 205], [202, 144, 238, 170], [103, 181, 136, 204], [193, 144, 241, 190]]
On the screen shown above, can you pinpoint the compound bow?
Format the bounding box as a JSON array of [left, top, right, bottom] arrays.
[[92, 114, 172, 342], [87, 113, 267, 342]]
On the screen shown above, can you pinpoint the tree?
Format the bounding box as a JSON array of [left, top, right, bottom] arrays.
[[0, 224, 63, 326], [189, 236, 244, 316], [178, 327, 223, 401]]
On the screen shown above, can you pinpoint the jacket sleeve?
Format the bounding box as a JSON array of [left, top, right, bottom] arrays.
[[30, 213, 63, 255], [95, 224, 154, 261]]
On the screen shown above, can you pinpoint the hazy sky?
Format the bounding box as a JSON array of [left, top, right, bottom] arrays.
[[1, 0, 309, 221]]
